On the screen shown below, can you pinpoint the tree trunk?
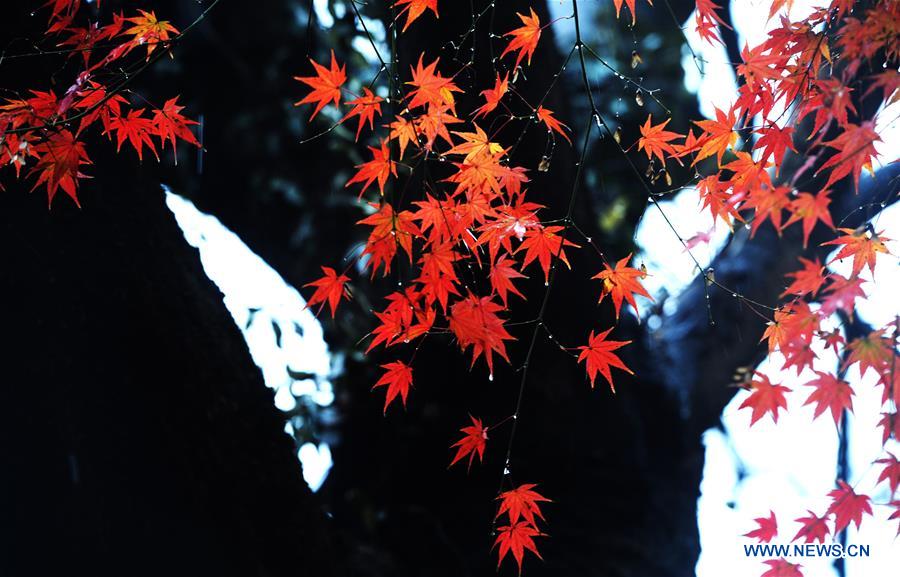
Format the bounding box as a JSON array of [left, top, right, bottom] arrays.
[[0, 168, 335, 577]]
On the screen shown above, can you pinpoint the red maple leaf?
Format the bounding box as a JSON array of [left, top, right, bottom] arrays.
[[345, 139, 398, 197], [303, 266, 351, 318], [696, 175, 743, 228], [151, 96, 200, 158], [448, 294, 515, 376], [792, 511, 830, 543], [500, 9, 542, 68], [536, 106, 571, 144], [449, 415, 487, 470], [826, 480, 872, 533], [738, 372, 790, 426], [29, 129, 91, 206], [801, 370, 853, 426], [822, 226, 892, 278], [876, 452, 900, 495], [340, 88, 383, 141], [496, 483, 551, 526], [515, 225, 578, 283], [816, 121, 881, 190], [880, 412, 900, 446], [753, 124, 796, 174], [743, 511, 778, 543], [819, 274, 866, 317], [768, 0, 796, 20], [592, 253, 652, 319], [889, 500, 900, 537], [577, 328, 633, 392], [761, 558, 803, 577], [372, 360, 414, 414], [106, 108, 158, 161], [394, 0, 438, 32], [638, 114, 682, 164], [490, 255, 527, 307], [294, 50, 346, 120], [493, 522, 543, 574], [694, 0, 730, 46], [357, 202, 420, 277]]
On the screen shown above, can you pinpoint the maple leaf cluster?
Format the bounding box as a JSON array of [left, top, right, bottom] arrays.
[[292, 0, 900, 572], [493, 483, 551, 574], [0, 3, 199, 206], [293, 5, 657, 569]]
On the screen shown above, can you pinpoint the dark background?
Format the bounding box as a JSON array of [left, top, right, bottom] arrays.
[[0, 1, 895, 576]]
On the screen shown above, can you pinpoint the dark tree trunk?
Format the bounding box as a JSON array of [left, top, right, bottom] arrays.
[[0, 169, 335, 577]]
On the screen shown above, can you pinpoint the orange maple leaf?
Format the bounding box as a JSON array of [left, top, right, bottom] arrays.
[[822, 226, 892, 277], [394, 0, 438, 32], [123, 9, 178, 58], [406, 56, 461, 112], [638, 114, 682, 164], [372, 360, 414, 414], [536, 106, 571, 144], [446, 124, 505, 162], [303, 266, 351, 318], [473, 73, 509, 119], [781, 257, 826, 298], [449, 415, 487, 470], [738, 372, 791, 426], [692, 106, 738, 165], [613, 0, 652, 25], [784, 189, 834, 248], [294, 50, 346, 120], [345, 139, 398, 197], [577, 328, 633, 392], [501, 9, 542, 68], [592, 253, 653, 319]]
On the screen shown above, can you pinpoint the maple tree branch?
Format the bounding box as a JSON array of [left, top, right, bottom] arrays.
[[1, 0, 225, 138]]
